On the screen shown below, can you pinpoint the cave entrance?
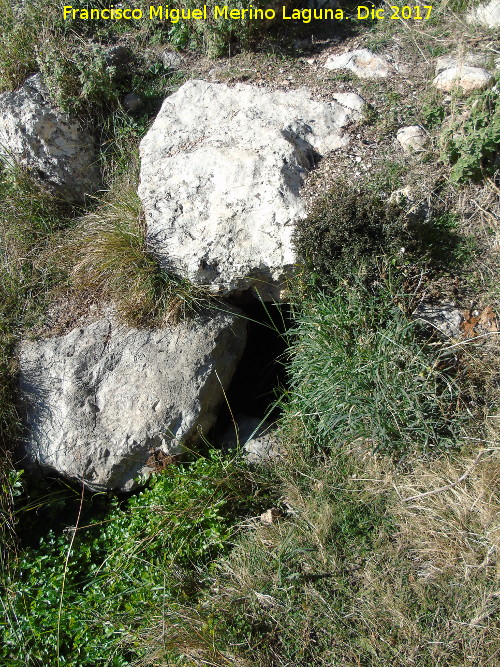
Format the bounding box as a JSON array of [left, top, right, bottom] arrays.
[[213, 299, 290, 443]]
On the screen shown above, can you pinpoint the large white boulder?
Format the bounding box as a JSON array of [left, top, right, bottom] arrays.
[[138, 80, 363, 300], [467, 0, 500, 28], [0, 74, 100, 202], [18, 310, 247, 491]]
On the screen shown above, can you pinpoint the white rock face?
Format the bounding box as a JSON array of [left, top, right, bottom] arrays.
[[0, 75, 100, 202], [139, 80, 363, 300], [467, 0, 500, 28], [433, 66, 495, 93], [324, 49, 394, 78], [396, 126, 428, 152], [18, 311, 247, 491]]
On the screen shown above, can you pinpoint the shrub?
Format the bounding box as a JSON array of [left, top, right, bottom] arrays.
[[37, 38, 119, 115], [293, 182, 406, 289]]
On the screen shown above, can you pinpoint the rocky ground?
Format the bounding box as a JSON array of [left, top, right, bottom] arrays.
[[0, 1, 499, 665]]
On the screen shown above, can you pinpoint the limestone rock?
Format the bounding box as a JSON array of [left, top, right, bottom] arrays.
[[396, 126, 428, 152], [324, 49, 394, 78], [331, 92, 366, 113], [466, 0, 500, 28], [138, 80, 362, 300], [433, 66, 495, 93], [161, 49, 184, 69], [18, 310, 247, 491], [0, 74, 100, 202], [218, 415, 282, 463]]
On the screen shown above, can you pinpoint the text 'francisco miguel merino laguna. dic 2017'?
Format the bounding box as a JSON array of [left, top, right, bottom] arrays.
[[62, 4, 359, 24]]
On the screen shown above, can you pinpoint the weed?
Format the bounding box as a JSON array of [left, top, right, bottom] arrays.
[[0, 452, 265, 666]]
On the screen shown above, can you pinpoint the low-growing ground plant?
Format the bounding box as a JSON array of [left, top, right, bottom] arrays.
[[440, 85, 500, 183], [293, 181, 470, 292], [282, 276, 464, 457], [0, 452, 269, 666]]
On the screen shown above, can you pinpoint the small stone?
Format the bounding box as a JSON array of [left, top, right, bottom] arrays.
[[415, 303, 463, 338], [396, 125, 428, 152], [433, 66, 494, 93], [260, 508, 281, 525], [216, 415, 282, 464], [123, 93, 143, 112], [161, 50, 183, 69], [331, 91, 366, 114], [324, 48, 394, 78]]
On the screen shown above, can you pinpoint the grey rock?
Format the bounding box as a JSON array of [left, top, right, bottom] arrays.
[[18, 310, 247, 491], [415, 303, 463, 338], [433, 66, 495, 93], [138, 80, 362, 300], [123, 93, 143, 113], [217, 415, 282, 464], [161, 50, 183, 69], [396, 125, 428, 152], [0, 74, 100, 202], [324, 49, 394, 78]]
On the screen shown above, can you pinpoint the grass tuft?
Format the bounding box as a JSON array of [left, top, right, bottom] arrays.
[[65, 180, 208, 325]]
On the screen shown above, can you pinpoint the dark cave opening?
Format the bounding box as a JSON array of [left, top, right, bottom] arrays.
[[212, 299, 291, 442]]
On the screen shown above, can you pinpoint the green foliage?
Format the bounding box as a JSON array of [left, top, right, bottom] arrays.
[[440, 86, 500, 183], [282, 278, 463, 456], [0, 0, 38, 91], [37, 39, 119, 115], [1, 453, 256, 665], [293, 182, 406, 289]]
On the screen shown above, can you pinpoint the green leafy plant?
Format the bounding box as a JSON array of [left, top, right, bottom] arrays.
[[1, 453, 258, 666], [440, 86, 499, 183]]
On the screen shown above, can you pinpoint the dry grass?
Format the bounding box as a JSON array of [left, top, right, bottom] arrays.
[[64, 179, 207, 326], [394, 452, 500, 581]]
